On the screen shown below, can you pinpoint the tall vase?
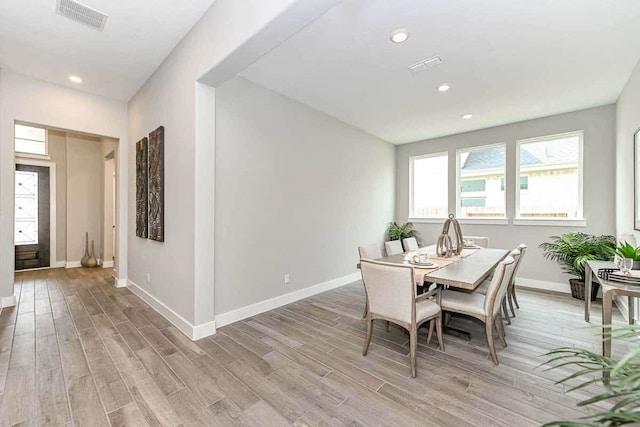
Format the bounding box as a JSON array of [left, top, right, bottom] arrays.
[[81, 232, 90, 267], [87, 240, 98, 268]]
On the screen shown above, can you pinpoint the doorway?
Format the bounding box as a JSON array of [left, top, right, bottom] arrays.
[[15, 164, 51, 270]]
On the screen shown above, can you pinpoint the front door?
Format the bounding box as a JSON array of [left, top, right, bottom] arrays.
[[15, 164, 50, 270]]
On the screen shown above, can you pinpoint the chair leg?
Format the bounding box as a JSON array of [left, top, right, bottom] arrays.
[[435, 315, 444, 351], [410, 325, 418, 378], [485, 319, 499, 365], [507, 289, 516, 318], [501, 298, 511, 325], [444, 312, 452, 326], [362, 299, 368, 319], [427, 319, 435, 344], [512, 285, 520, 309], [363, 318, 373, 356], [495, 314, 507, 348]]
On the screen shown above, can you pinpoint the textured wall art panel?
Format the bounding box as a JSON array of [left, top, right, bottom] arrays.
[[135, 137, 148, 238], [148, 126, 164, 242]]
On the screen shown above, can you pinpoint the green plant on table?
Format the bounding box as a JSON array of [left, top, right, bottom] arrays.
[[539, 232, 615, 281], [609, 242, 640, 261], [543, 326, 640, 426], [386, 222, 422, 245]]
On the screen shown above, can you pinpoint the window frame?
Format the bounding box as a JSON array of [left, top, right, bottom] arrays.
[[409, 151, 449, 220], [456, 142, 506, 220], [14, 122, 50, 159], [514, 130, 584, 225]]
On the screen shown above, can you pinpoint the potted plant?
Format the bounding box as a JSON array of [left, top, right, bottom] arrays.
[[539, 232, 615, 301], [386, 222, 422, 245], [609, 241, 640, 270]]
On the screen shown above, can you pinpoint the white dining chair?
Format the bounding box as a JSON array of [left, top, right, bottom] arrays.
[[360, 259, 444, 377], [358, 244, 383, 319], [402, 237, 419, 252], [384, 240, 403, 256], [440, 251, 517, 365], [463, 236, 489, 248]]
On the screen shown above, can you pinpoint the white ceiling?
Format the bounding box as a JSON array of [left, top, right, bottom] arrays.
[[0, 0, 215, 101], [241, 0, 640, 144]]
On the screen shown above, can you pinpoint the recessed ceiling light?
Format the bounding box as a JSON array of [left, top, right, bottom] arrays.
[[462, 114, 473, 119], [390, 29, 409, 44], [437, 83, 450, 92], [69, 75, 82, 83]]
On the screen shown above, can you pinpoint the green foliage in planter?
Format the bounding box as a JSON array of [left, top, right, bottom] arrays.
[[609, 242, 640, 261], [386, 222, 422, 246], [539, 233, 615, 282], [543, 326, 640, 426]]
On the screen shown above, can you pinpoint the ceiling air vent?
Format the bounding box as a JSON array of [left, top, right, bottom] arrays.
[[56, 0, 108, 31], [408, 55, 443, 73]]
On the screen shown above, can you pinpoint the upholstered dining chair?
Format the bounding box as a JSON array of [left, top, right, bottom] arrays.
[[384, 240, 404, 256], [440, 252, 517, 365], [360, 259, 444, 377], [402, 237, 419, 252], [358, 244, 383, 319], [476, 244, 526, 323], [463, 236, 489, 248]]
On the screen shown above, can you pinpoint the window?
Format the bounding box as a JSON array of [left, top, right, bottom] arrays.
[[457, 144, 505, 218], [15, 123, 47, 156], [15, 171, 39, 245], [500, 176, 528, 191], [410, 153, 448, 218], [517, 131, 582, 219]]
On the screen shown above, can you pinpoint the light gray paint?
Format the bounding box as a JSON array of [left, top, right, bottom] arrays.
[[396, 105, 616, 290], [47, 130, 67, 262], [127, 0, 337, 326], [215, 77, 395, 315], [616, 59, 640, 240], [66, 134, 103, 263]]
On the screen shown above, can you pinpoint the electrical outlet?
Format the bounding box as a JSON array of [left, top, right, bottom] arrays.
[[146, 273, 151, 284], [284, 274, 290, 284]]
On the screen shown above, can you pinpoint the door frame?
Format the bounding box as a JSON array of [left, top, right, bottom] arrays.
[[14, 157, 58, 269]]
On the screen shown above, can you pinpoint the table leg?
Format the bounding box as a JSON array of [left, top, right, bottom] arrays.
[[585, 263, 593, 322], [602, 288, 614, 381], [628, 296, 635, 326]]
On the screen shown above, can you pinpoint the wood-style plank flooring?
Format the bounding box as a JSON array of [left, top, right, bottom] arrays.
[[0, 267, 632, 426]]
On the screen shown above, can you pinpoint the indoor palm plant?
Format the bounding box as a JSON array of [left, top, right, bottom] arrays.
[[386, 222, 422, 245], [543, 326, 640, 426], [539, 232, 615, 300]]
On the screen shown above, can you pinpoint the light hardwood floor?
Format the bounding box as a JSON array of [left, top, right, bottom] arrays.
[[0, 267, 631, 426]]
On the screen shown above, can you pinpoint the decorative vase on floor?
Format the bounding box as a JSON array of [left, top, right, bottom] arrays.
[[86, 240, 98, 268], [81, 232, 90, 267]]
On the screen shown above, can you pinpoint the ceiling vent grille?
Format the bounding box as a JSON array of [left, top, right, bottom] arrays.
[[408, 55, 442, 73], [56, 0, 108, 31]]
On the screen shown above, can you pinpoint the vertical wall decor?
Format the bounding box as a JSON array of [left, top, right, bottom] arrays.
[[135, 137, 148, 238], [148, 126, 165, 242]]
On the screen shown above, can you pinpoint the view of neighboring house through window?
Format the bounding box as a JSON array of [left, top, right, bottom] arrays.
[[457, 144, 506, 218], [517, 131, 582, 219], [410, 153, 448, 218], [15, 123, 47, 156]]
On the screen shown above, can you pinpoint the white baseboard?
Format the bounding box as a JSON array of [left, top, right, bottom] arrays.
[[127, 279, 216, 340], [215, 272, 361, 328], [517, 277, 569, 294], [51, 261, 66, 268], [100, 260, 114, 268], [1, 294, 17, 309], [65, 261, 81, 269], [115, 278, 127, 288]]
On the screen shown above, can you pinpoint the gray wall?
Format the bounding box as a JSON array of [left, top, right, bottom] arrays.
[[616, 59, 640, 240], [215, 77, 395, 315], [396, 105, 616, 292]]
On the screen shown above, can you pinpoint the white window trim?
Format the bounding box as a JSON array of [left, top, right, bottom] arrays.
[[15, 121, 49, 158], [409, 151, 448, 219], [456, 142, 507, 220], [515, 130, 584, 223]]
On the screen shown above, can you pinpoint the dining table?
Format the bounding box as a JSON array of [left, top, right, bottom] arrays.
[[370, 244, 510, 339]]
